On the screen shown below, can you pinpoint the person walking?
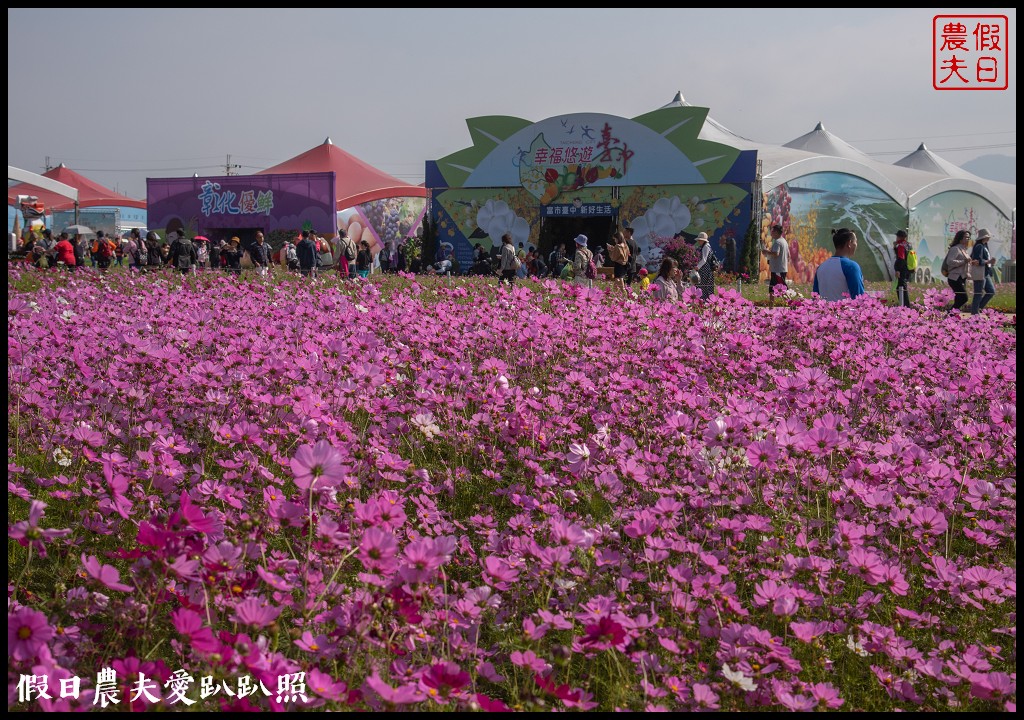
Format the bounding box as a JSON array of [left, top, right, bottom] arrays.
[[335, 230, 354, 278], [296, 230, 317, 277], [892, 229, 912, 307], [251, 231, 271, 278], [221, 237, 243, 275], [761, 224, 790, 300], [606, 230, 631, 290], [694, 232, 716, 300], [813, 228, 865, 301], [355, 240, 372, 278], [499, 232, 518, 285], [622, 226, 640, 285], [170, 230, 197, 276], [969, 228, 996, 315], [943, 230, 972, 312], [572, 234, 594, 289], [94, 231, 116, 272]]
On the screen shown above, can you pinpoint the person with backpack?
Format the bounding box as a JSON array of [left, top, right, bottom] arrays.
[[694, 232, 717, 300], [606, 230, 631, 290], [893, 229, 912, 307], [336, 229, 355, 278], [170, 230, 197, 276], [572, 234, 596, 288], [94, 231, 116, 272], [282, 237, 299, 271], [622, 226, 640, 285]]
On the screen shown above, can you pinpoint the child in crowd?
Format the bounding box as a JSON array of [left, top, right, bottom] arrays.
[[637, 267, 651, 290]]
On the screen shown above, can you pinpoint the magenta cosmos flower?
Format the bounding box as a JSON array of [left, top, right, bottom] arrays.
[[9, 606, 55, 661], [290, 440, 346, 490]]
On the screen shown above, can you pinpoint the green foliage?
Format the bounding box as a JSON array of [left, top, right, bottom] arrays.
[[741, 219, 761, 278]]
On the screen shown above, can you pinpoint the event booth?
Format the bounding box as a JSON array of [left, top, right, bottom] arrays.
[[426, 94, 1015, 283]]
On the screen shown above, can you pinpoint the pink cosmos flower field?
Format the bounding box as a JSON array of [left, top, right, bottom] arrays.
[[7, 266, 1016, 711]]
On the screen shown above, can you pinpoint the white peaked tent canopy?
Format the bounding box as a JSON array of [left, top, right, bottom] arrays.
[[664, 92, 1014, 219], [895, 143, 977, 178], [782, 121, 872, 162], [660, 91, 758, 148]]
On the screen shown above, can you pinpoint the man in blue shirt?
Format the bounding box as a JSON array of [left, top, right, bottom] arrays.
[[813, 227, 865, 301]]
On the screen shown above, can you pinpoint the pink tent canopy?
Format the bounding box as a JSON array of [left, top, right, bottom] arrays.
[[257, 137, 425, 211], [8, 164, 146, 210]]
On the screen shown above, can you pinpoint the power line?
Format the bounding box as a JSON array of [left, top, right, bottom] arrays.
[[850, 129, 1015, 143], [865, 142, 1016, 156]]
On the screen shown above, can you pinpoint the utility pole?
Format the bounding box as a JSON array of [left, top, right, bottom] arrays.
[[44, 156, 53, 172], [225, 154, 241, 176]]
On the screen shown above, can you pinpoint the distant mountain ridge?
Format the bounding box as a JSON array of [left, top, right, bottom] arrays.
[[960, 154, 1016, 184]]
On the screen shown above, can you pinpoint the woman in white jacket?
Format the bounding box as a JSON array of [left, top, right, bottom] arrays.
[[943, 230, 973, 312]]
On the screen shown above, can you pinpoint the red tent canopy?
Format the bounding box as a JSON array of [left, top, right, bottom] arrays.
[[8, 164, 146, 210], [257, 138, 426, 210]]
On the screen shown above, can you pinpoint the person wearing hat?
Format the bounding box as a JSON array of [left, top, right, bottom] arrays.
[[637, 266, 651, 291], [693, 232, 716, 300], [221, 236, 244, 275], [892, 229, 912, 307], [572, 234, 594, 288], [969, 228, 996, 315]]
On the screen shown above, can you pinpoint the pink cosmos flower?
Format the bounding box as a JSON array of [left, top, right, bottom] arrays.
[[232, 596, 281, 628], [420, 661, 471, 704], [483, 555, 520, 590], [845, 547, 886, 585], [692, 683, 720, 710], [358, 527, 399, 572], [509, 650, 551, 673], [290, 439, 346, 490], [808, 682, 844, 709], [365, 670, 425, 705], [9, 606, 54, 661], [475, 693, 512, 712], [970, 671, 1015, 701], [9, 499, 71, 552], [80, 554, 134, 592], [308, 668, 348, 701], [582, 616, 627, 650]]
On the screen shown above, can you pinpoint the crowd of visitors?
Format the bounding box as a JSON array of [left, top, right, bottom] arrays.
[[13, 223, 1000, 312]]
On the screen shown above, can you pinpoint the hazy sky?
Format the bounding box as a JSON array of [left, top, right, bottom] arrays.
[[8, 8, 1017, 200]]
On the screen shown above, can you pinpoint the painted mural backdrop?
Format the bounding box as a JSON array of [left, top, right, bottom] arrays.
[[428, 107, 757, 268], [432, 187, 542, 260], [764, 174, 1013, 284], [909, 190, 1012, 281], [619, 184, 750, 269], [337, 197, 425, 256], [764, 173, 907, 284]]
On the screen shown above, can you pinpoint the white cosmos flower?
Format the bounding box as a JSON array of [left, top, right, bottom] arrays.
[[411, 412, 441, 440], [846, 635, 870, 657], [52, 446, 73, 468], [722, 664, 758, 692]]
